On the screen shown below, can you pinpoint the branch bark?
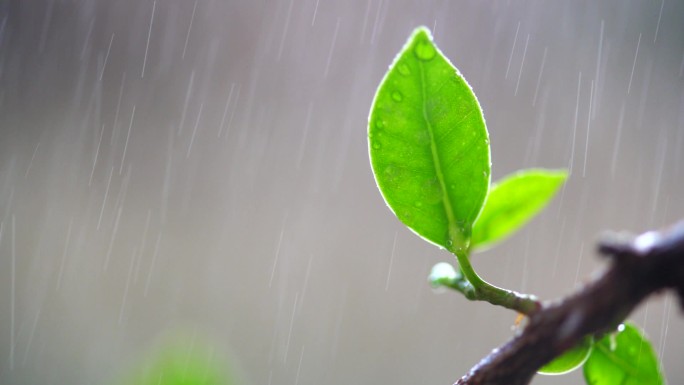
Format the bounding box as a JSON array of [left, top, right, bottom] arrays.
[[454, 220, 684, 385]]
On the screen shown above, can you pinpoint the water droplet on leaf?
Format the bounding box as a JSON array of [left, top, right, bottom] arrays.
[[414, 39, 436, 61], [391, 91, 403, 102], [397, 63, 411, 76], [423, 178, 442, 204]]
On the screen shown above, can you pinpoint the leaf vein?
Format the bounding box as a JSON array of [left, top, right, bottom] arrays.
[[419, 61, 458, 247]]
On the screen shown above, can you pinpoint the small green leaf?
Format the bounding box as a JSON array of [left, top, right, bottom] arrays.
[[369, 27, 490, 252], [538, 336, 593, 376], [583, 322, 665, 385], [471, 169, 566, 250]]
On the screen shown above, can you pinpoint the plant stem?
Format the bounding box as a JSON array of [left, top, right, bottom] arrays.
[[451, 248, 540, 315]]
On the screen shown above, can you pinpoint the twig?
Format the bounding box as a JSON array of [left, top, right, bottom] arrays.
[[441, 270, 541, 315], [454, 220, 684, 385]]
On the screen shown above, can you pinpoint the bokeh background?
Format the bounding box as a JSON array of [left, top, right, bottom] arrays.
[[1, 1, 683, 384]]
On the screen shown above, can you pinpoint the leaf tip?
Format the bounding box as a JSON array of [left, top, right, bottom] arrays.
[[411, 26, 433, 40]]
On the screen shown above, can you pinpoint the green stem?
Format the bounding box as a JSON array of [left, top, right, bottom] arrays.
[[454, 247, 486, 288], [449, 248, 540, 315]]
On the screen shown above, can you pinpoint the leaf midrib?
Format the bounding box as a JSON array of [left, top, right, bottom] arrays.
[[418, 60, 458, 247]]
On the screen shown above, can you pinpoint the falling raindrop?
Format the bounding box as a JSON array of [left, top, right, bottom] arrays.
[[583, 80, 594, 178], [182, 0, 198, 59], [514, 34, 530, 96], [505, 21, 521, 79], [283, 293, 299, 363], [569, 72, 582, 175], [141, 1, 156, 78], [56, 217, 74, 290], [186, 103, 203, 158], [118, 247, 138, 325], [627, 33, 641, 95], [384, 232, 398, 291], [99, 33, 115, 81], [24, 142, 40, 179], [324, 17, 341, 78], [532, 47, 548, 107], [119, 105, 136, 175]]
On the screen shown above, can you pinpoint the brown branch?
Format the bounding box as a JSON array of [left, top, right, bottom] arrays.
[[454, 220, 684, 385]]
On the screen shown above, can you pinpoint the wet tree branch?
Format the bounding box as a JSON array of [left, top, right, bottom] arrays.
[[454, 220, 684, 385]]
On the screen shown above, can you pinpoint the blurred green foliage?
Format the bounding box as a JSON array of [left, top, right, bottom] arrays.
[[116, 331, 238, 385]]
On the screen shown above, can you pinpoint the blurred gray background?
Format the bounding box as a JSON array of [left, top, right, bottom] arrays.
[[1, 1, 683, 384]]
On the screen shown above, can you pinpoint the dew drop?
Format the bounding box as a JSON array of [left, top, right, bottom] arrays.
[[414, 39, 436, 61], [372, 142, 381, 150], [423, 178, 442, 204], [397, 63, 411, 76], [376, 120, 385, 129], [384, 164, 399, 181], [391, 91, 403, 102]]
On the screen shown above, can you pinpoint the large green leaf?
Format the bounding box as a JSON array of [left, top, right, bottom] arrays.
[[583, 322, 665, 385], [471, 169, 566, 250], [368, 27, 490, 252]]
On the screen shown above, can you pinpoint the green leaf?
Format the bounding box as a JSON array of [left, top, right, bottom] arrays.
[[368, 27, 490, 252], [583, 322, 665, 385], [117, 332, 238, 385], [471, 169, 566, 250], [538, 336, 593, 376]]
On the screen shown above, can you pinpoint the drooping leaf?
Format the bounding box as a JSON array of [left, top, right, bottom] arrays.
[[583, 322, 665, 385], [368, 27, 490, 252], [471, 169, 566, 250], [538, 336, 593, 376]]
